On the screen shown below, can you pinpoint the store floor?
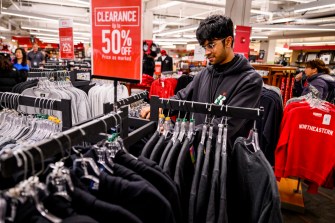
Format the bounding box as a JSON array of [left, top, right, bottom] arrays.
[[282, 183, 335, 223]]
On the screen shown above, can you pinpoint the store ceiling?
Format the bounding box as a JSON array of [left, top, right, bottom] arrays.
[[0, 0, 335, 45]]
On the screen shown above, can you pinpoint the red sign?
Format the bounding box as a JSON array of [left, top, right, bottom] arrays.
[[91, 0, 142, 81], [59, 19, 74, 59], [234, 25, 251, 59]]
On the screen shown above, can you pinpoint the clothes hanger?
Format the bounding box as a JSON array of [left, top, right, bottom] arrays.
[[244, 109, 261, 152]]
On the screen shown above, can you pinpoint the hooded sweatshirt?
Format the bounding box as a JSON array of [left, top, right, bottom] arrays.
[[294, 73, 335, 100], [171, 54, 263, 150]]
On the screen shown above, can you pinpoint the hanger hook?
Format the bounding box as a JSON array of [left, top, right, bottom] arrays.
[[23, 148, 35, 177], [33, 146, 44, 176], [52, 135, 65, 158], [16, 149, 28, 180]]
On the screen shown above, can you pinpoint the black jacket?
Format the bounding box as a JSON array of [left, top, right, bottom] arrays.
[[227, 137, 283, 223], [171, 54, 263, 150], [0, 68, 28, 92], [157, 55, 173, 72]]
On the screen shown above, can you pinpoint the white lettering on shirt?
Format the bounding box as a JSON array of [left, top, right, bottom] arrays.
[[299, 124, 333, 136]]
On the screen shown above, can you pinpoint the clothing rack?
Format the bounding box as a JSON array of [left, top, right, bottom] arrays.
[[103, 90, 149, 114], [28, 70, 70, 78], [0, 108, 127, 178], [150, 96, 264, 121], [0, 92, 72, 130], [69, 70, 91, 87], [102, 91, 154, 149]]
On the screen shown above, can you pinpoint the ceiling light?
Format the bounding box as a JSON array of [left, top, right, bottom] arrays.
[[22, 26, 90, 36], [149, 1, 181, 11], [155, 25, 198, 36], [250, 36, 268, 39], [250, 9, 273, 16], [294, 0, 335, 13], [290, 41, 335, 46], [22, 26, 58, 33], [1, 9, 58, 22], [67, 0, 89, 6], [252, 24, 335, 31], [154, 38, 198, 42], [155, 41, 187, 45], [2, 9, 90, 27]]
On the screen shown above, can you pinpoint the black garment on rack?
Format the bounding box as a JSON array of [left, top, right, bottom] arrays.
[[114, 150, 182, 223], [163, 139, 182, 178], [174, 136, 195, 223], [195, 135, 215, 223], [150, 134, 171, 164], [188, 140, 205, 223], [141, 131, 160, 158], [206, 133, 223, 223], [257, 88, 283, 165], [97, 171, 176, 223], [159, 139, 174, 167], [138, 155, 174, 182], [12, 196, 98, 223], [226, 137, 282, 223]]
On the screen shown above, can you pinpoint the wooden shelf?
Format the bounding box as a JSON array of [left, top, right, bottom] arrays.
[[277, 178, 305, 213]]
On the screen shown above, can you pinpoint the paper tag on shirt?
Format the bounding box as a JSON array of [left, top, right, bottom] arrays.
[[322, 114, 331, 125], [33, 61, 37, 66]]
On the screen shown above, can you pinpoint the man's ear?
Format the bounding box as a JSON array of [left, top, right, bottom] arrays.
[[225, 36, 233, 48]]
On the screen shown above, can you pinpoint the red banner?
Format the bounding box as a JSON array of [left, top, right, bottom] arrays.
[[59, 19, 74, 59], [234, 25, 251, 59], [91, 0, 142, 81]]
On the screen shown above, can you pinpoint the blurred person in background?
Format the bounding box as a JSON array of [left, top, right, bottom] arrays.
[[27, 43, 45, 68], [13, 48, 29, 71], [0, 55, 28, 92], [293, 58, 335, 100]]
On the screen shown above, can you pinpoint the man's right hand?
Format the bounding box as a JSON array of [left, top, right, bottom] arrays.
[[140, 106, 163, 120], [140, 106, 151, 119]]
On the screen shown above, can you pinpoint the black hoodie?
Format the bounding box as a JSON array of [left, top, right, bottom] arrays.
[[171, 54, 263, 150]]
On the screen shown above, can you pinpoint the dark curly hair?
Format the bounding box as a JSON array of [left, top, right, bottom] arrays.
[[0, 55, 13, 70], [305, 58, 330, 74], [196, 14, 234, 46], [14, 48, 28, 66]]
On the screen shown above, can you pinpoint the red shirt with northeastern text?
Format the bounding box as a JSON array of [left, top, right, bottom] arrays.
[[275, 103, 335, 186]]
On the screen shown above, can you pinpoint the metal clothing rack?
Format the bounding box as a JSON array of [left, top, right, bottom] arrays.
[[0, 92, 72, 130], [28, 70, 70, 79], [0, 108, 127, 178], [103, 90, 149, 114], [102, 91, 154, 149], [150, 96, 264, 121]]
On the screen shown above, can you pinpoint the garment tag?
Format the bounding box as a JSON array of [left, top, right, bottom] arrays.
[[33, 61, 37, 66], [323, 114, 331, 125]]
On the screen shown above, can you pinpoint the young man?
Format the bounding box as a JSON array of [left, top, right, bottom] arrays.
[[141, 15, 262, 146], [27, 43, 45, 68]]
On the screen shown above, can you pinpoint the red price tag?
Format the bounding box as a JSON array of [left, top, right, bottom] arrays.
[[91, 0, 142, 81]]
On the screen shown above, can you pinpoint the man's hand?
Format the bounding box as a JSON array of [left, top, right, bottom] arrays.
[[140, 106, 163, 120], [140, 106, 151, 119]]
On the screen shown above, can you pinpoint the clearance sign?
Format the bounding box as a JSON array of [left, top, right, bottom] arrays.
[[91, 0, 142, 82], [59, 18, 74, 59]]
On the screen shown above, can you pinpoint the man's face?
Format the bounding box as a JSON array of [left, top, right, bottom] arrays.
[[202, 38, 229, 65], [33, 44, 38, 52]]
